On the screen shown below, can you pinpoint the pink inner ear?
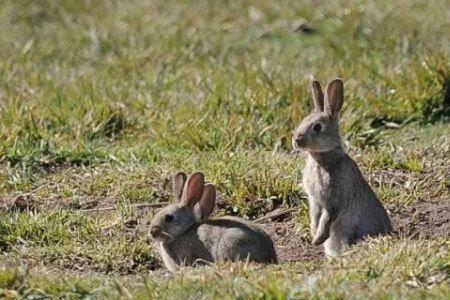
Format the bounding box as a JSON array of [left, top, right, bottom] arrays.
[[182, 172, 205, 207], [196, 184, 216, 220]]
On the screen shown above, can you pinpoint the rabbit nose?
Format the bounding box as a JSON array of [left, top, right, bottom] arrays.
[[292, 135, 304, 148], [150, 226, 162, 238]]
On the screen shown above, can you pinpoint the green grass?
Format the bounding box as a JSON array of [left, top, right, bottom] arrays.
[[0, 0, 449, 299], [1, 238, 449, 299]]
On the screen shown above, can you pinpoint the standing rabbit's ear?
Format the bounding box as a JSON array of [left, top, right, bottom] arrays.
[[182, 172, 205, 208], [310, 79, 324, 112], [173, 172, 187, 202], [194, 184, 216, 222], [325, 78, 344, 118]]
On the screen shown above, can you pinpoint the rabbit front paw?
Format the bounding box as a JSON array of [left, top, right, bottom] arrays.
[[312, 233, 329, 245]]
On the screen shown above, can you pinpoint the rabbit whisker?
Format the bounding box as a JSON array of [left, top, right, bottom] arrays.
[[160, 231, 174, 241]]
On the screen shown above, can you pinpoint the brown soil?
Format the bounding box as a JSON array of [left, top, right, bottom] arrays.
[[390, 199, 450, 239], [260, 220, 324, 262]]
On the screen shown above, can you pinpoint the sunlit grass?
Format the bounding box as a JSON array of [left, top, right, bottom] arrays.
[[0, 0, 449, 298]]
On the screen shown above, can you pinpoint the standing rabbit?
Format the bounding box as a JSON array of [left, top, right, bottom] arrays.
[[149, 172, 277, 271], [292, 78, 392, 257]]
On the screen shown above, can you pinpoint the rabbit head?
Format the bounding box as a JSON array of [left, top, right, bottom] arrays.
[[149, 172, 216, 243], [292, 78, 344, 153]]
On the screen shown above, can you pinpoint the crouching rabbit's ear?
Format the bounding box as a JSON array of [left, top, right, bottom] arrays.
[[182, 172, 205, 209], [173, 172, 187, 202], [194, 184, 216, 222]]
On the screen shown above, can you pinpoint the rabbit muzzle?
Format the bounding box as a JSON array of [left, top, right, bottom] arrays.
[[149, 225, 173, 242], [150, 226, 162, 238], [292, 134, 308, 150]]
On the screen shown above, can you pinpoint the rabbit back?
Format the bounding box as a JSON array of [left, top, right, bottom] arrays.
[[206, 216, 277, 263]]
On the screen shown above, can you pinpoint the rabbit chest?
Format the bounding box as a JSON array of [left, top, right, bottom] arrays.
[[303, 157, 334, 206]]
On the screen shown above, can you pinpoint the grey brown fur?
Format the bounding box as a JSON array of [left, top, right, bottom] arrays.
[[149, 172, 277, 271], [292, 78, 392, 257]]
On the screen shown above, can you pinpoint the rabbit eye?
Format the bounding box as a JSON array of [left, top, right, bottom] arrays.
[[313, 123, 322, 132], [165, 214, 174, 222]]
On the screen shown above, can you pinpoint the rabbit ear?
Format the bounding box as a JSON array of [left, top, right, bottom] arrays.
[[194, 184, 216, 222], [325, 78, 344, 117], [182, 172, 205, 208], [172, 171, 187, 202], [310, 79, 324, 112]]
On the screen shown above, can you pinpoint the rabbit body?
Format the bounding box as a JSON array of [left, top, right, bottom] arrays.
[[158, 216, 277, 271], [303, 149, 391, 256], [293, 79, 391, 257], [150, 172, 277, 272]]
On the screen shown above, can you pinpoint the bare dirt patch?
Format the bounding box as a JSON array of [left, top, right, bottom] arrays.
[[390, 199, 450, 239], [260, 220, 324, 262]]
